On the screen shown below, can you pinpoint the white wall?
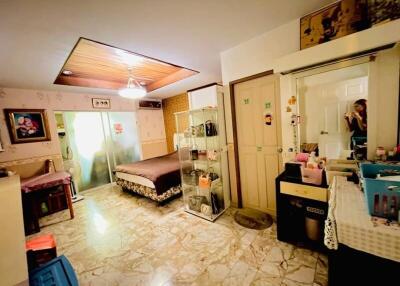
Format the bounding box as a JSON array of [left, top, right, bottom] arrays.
[[221, 19, 299, 85], [0, 87, 167, 163], [368, 46, 400, 158]]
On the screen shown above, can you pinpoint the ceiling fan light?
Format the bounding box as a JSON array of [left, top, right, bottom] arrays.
[[118, 87, 147, 99]]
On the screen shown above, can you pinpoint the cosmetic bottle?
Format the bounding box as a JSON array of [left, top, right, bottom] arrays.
[[373, 194, 380, 216], [390, 196, 397, 219], [382, 195, 388, 217]]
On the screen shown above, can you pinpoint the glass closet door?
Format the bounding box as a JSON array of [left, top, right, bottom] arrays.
[[61, 111, 141, 192], [105, 112, 141, 171], [63, 112, 111, 191]]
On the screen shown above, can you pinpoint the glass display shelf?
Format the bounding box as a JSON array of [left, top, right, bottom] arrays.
[[175, 107, 228, 222]]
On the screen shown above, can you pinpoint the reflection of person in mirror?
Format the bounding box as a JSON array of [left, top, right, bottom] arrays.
[[344, 99, 367, 149]]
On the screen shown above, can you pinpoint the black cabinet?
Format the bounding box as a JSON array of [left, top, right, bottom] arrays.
[[276, 172, 328, 250]]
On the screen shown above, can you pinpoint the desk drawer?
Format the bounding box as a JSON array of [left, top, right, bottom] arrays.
[[280, 182, 328, 202]]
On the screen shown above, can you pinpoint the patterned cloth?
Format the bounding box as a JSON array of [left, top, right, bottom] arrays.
[[324, 182, 338, 250], [325, 176, 400, 262], [116, 178, 181, 202], [21, 171, 71, 193]]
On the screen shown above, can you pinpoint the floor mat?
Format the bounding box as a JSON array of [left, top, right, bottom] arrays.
[[234, 208, 273, 230]]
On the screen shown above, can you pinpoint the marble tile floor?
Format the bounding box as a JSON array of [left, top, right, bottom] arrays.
[[29, 185, 328, 286]]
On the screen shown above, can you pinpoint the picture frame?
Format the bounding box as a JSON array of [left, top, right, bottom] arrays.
[[367, 0, 400, 27], [4, 109, 51, 144], [92, 98, 111, 109], [300, 0, 369, 50]]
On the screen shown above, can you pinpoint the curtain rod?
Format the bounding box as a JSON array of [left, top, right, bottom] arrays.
[[281, 43, 396, 75]]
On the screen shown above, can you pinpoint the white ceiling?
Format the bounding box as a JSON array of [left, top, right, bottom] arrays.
[[0, 0, 334, 99]]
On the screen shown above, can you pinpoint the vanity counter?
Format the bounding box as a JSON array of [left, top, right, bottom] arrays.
[[326, 176, 400, 286], [325, 176, 400, 262]]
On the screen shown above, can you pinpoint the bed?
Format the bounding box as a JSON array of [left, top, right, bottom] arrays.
[[114, 151, 182, 203]]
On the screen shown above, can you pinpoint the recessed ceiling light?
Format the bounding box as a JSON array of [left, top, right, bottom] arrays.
[[62, 70, 73, 75]]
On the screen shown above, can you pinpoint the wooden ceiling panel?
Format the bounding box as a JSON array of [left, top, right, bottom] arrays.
[[54, 38, 198, 92]]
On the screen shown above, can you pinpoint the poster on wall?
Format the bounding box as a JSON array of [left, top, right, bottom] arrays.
[[367, 0, 400, 26], [300, 0, 369, 50], [4, 109, 51, 144]]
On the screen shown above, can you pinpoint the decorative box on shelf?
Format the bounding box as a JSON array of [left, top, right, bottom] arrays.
[[174, 107, 230, 221]]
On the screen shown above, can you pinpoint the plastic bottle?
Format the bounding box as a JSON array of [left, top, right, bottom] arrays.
[[307, 151, 318, 169]]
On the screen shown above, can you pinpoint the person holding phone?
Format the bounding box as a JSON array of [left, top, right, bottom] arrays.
[[344, 99, 367, 150]]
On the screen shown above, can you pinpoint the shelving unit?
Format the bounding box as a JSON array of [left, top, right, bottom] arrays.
[[175, 107, 230, 221]]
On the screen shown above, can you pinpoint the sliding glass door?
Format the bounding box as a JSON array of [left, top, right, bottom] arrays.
[[60, 111, 140, 192], [106, 112, 141, 169]]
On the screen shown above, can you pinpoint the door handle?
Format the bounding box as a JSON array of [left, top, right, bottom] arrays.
[[320, 131, 329, 135], [257, 146, 262, 152], [277, 147, 283, 153]]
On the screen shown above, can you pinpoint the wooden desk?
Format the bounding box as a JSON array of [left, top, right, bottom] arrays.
[[21, 171, 74, 234]]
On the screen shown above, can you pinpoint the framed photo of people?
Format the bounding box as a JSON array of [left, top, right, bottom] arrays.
[[4, 109, 51, 144]]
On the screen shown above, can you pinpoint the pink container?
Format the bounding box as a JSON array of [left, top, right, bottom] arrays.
[[295, 153, 309, 163], [301, 167, 323, 186]]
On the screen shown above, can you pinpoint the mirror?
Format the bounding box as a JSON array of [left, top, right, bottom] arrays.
[[297, 63, 369, 160]]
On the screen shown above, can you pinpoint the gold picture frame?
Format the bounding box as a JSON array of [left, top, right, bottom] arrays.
[[300, 0, 368, 50], [4, 109, 51, 144]]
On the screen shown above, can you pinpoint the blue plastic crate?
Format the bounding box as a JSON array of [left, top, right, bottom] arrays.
[[29, 255, 78, 286], [360, 163, 400, 218]]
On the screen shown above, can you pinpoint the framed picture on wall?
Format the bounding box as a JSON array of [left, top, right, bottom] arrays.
[[300, 0, 369, 50], [367, 0, 400, 26], [4, 109, 51, 144], [92, 98, 111, 109]]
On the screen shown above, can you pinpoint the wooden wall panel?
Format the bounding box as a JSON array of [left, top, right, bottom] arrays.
[[162, 93, 189, 152]]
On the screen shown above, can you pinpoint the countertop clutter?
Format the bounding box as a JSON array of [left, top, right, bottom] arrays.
[[326, 175, 400, 286], [325, 176, 400, 262]]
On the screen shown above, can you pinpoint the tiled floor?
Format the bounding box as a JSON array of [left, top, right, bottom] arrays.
[[29, 185, 328, 286]]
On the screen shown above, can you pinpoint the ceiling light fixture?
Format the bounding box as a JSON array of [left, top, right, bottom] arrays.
[[118, 68, 147, 99], [62, 70, 73, 75]]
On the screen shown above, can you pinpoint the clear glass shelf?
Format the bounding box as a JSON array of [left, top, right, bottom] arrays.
[[175, 106, 228, 222]]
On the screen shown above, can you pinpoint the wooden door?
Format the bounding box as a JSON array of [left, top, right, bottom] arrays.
[[234, 74, 282, 215]]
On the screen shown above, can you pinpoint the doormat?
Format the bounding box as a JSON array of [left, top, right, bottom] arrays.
[[234, 208, 273, 230]]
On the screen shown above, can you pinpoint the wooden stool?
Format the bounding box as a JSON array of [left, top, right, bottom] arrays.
[[26, 234, 57, 271]]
